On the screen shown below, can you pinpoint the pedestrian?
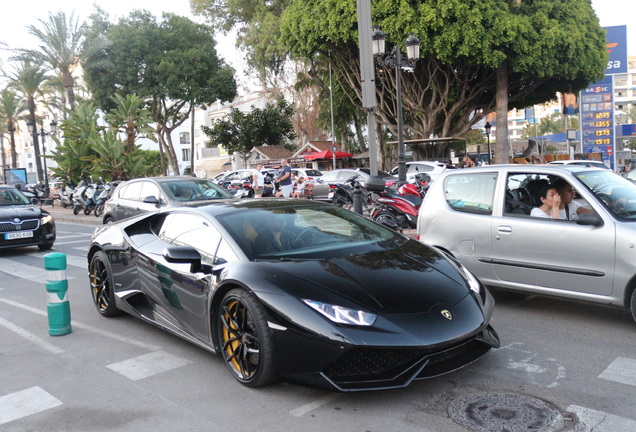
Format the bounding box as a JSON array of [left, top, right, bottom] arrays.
[[252, 164, 265, 198], [292, 176, 305, 198], [462, 155, 476, 168], [275, 159, 293, 197]]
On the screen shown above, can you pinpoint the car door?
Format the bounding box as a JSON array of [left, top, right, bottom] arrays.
[[491, 173, 615, 296], [141, 212, 227, 340], [116, 181, 144, 221]]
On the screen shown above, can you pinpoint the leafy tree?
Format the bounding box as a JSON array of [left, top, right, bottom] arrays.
[[105, 93, 156, 153], [201, 97, 296, 166], [196, 0, 606, 164], [82, 10, 237, 175], [17, 11, 87, 111], [0, 87, 27, 167], [6, 59, 51, 183]]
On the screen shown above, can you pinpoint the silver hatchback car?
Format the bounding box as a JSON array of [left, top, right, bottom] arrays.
[[417, 164, 636, 323]]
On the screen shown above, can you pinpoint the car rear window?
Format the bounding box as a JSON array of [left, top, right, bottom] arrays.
[[444, 173, 497, 215]]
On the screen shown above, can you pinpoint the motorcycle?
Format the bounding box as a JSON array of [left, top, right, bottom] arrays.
[[262, 172, 278, 197], [82, 179, 104, 215], [369, 175, 428, 232], [71, 178, 89, 215], [234, 182, 254, 199], [57, 180, 75, 208], [328, 174, 373, 215], [93, 183, 113, 217]]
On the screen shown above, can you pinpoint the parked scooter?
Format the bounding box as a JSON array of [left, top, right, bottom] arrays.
[[368, 175, 426, 232], [233, 182, 254, 199], [93, 183, 112, 217], [57, 179, 75, 208], [82, 178, 104, 215], [71, 178, 88, 215], [328, 174, 373, 215]]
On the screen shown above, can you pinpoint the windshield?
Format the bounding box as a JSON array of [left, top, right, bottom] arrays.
[[164, 179, 233, 201], [0, 188, 31, 206], [576, 170, 636, 220], [217, 203, 405, 260]]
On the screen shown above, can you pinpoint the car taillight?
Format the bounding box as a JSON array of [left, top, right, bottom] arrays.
[[329, 184, 337, 190]]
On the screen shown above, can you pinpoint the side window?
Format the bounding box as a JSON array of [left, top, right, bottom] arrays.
[[121, 182, 142, 201], [410, 164, 432, 173], [504, 174, 550, 216], [158, 213, 223, 266], [139, 182, 162, 203], [444, 173, 497, 215]]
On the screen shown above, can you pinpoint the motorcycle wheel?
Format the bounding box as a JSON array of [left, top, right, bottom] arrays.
[[373, 210, 402, 232], [73, 205, 81, 215], [94, 203, 104, 217], [332, 193, 350, 208], [84, 206, 93, 215]]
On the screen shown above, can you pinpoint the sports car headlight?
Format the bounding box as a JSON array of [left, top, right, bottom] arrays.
[[303, 299, 377, 326], [41, 214, 53, 225]]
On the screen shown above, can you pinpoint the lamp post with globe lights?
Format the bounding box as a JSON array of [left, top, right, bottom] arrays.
[[372, 28, 421, 182], [27, 119, 57, 198], [485, 121, 492, 165]]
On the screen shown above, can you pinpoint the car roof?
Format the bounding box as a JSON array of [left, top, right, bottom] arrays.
[[440, 164, 606, 176]]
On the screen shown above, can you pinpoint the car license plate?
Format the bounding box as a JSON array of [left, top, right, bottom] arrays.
[[328, 192, 334, 200], [5, 231, 34, 240]]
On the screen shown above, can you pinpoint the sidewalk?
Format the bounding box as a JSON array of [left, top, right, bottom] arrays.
[[43, 203, 102, 226]]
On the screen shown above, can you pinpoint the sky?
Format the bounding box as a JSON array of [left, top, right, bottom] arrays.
[[0, 0, 634, 84]]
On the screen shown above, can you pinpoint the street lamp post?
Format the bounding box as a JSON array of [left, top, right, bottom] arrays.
[[484, 122, 492, 165], [27, 119, 57, 198], [372, 28, 420, 182]]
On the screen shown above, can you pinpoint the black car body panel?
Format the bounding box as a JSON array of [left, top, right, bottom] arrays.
[[88, 199, 498, 391], [0, 185, 56, 250]]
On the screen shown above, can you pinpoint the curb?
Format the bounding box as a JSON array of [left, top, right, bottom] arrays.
[[42, 204, 102, 226]]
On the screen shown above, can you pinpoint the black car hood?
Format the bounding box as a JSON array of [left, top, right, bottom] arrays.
[[257, 241, 471, 314], [0, 205, 44, 219]]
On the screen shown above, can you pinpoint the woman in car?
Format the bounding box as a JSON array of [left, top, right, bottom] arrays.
[[531, 179, 593, 220]]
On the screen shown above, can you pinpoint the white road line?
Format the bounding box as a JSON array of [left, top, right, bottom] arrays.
[[0, 386, 62, 426], [0, 298, 161, 351], [289, 394, 341, 417], [61, 254, 87, 269], [106, 350, 192, 381], [53, 240, 90, 246], [0, 258, 75, 283], [598, 357, 636, 386], [73, 246, 89, 252], [0, 316, 64, 354], [568, 405, 636, 431]]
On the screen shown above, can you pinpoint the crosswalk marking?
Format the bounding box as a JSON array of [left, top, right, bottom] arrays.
[[0, 387, 62, 426], [106, 350, 192, 381], [599, 357, 636, 386], [0, 316, 64, 354], [568, 405, 636, 432], [0, 258, 75, 283]]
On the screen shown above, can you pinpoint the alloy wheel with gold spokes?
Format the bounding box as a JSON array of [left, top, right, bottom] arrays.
[[89, 251, 121, 317], [218, 289, 275, 387]]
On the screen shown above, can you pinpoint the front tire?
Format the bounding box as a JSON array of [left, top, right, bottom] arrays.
[[89, 251, 121, 317], [73, 205, 81, 215], [94, 203, 104, 217], [218, 288, 275, 388], [631, 289, 636, 324], [84, 205, 93, 215], [38, 242, 54, 251]]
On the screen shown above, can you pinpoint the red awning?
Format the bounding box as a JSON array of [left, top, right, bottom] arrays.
[[304, 150, 353, 160]]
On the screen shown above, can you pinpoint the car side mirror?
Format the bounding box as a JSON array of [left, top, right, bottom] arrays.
[[163, 246, 212, 274], [143, 195, 160, 206], [576, 213, 603, 227]]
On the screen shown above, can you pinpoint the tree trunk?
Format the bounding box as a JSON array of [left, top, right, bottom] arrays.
[[495, 63, 510, 164], [62, 70, 75, 111], [8, 121, 18, 168], [27, 100, 44, 183]]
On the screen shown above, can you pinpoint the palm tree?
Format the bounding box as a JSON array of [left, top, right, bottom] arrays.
[[22, 11, 84, 110], [0, 87, 27, 168], [7, 59, 51, 183]]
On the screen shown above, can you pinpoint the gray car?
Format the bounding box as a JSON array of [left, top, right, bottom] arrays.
[[102, 176, 233, 224], [417, 164, 636, 323]]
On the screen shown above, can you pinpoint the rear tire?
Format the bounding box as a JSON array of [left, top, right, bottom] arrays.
[[373, 210, 401, 232], [631, 289, 636, 324], [218, 288, 275, 388]]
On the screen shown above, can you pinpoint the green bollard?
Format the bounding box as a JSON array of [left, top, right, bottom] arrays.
[[44, 252, 72, 336]]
